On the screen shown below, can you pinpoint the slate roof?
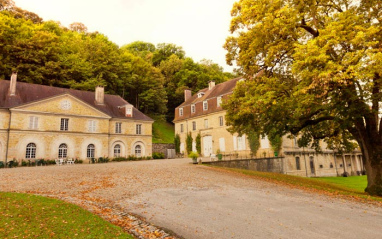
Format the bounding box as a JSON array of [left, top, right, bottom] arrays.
[[0, 80, 153, 121], [173, 77, 243, 122]]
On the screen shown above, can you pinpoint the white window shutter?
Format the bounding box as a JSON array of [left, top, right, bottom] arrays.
[[219, 138, 225, 152], [34, 117, 38, 129], [242, 135, 246, 150], [233, 136, 237, 151]]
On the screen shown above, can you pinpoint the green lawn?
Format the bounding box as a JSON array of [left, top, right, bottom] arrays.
[[152, 118, 174, 144], [210, 167, 382, 203], [311, 175, 368, 193], [0, 192, 133, 239]]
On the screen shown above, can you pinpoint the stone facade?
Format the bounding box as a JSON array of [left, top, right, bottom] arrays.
[[174, 78, 362, 177], [0, 75, 153, 163]]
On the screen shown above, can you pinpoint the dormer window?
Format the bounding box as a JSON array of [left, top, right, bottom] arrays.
[[120, 104, 133, 117], [179, 108, 183, 116], [197, 92, 205, 98], [203, 100, 208, 111], [191, 104, 195, 113], [217, 96, 222, 107]]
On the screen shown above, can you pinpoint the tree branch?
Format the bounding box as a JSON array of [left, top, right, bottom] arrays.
[[290, 115, 336, 134], [297, 18, 319, 38]]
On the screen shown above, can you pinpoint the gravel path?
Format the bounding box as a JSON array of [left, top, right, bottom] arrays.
[[1, 158, 382, 239]]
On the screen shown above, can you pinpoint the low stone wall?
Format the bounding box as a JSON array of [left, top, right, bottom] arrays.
[[152, 143, 175, 159], [204, 157, 285, 174]]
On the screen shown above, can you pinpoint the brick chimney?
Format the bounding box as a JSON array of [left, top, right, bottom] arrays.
[[208, 81, 215, 90], [9, 72, 17, 96], [95, 86, 104, 105], [184, 89, 191, 102]]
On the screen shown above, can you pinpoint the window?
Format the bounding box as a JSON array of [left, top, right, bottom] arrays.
[[191, 104, 195, 113], [237, 135, 246, 150], [217, 96, 222, 107], [126, 107, 132, 116], [197, 92, 205, 98], [219, 116, 224, 126], [135, 145, 142, 157], [114, 144, 121, 157], [136, 124, 142, 134], [192, 121, 196, 131], [58, 144, 67, 158], [330, 162, 334, 168], [203, 100, 208, 111], [29, 116, 38, 129], [296, 157, 301, 170], [115, 122, 122, 134], [88, 120, 96, 132], [180, 124, 184, 133], [25, 143, 36, 159], [260, 135, 270, 149], [179, 108, 183, 116], [87, 144, 95, 158], [60, 118, 69, 131], [204, 119, 208, 129]]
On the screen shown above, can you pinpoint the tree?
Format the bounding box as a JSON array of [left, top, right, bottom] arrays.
[[174, 134, 181, 154], [224, 0, 382, 195], [152, 43, 185, 66], [69, 22, 88, 33], [186, 132, 193, 154]]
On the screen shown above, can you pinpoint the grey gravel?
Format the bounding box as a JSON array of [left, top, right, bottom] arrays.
[[1, 158, 382, 239]]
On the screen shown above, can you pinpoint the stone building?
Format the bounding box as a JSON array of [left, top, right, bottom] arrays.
[[173, 77, 363, 177], [0, 73, 153, 164]]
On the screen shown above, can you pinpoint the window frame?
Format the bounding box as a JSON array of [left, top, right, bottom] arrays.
[[58, 143, 68, 158], [25, 143, 36, 159], [219, 116, 224, 126], [179, 108, 183, 116], [191, 104, 195, 113], [114, 144, 121, 157], [296, 157, 301, 170], [180, 124, 184, 133], [135, 145, 142, 157], [60, 118, 69, 131], [29, 116, 38, 130], [217, 96, 222, 107], [115, 122, 122, 134], [87, 144, 95, 158], [192, 121, 196, 131], [88, 120, 96, 132], [136, 124, 142, 135], [203, 100, 208, 111]]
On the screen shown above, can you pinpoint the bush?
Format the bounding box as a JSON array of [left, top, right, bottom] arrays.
[[188, 151, 199, 159], [75, 159, 83, 164], [98, 157, 110, 163], [152, 152, 165, 159]]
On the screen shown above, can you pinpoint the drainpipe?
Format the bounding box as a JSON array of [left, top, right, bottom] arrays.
[[5, 109, 12, 168]]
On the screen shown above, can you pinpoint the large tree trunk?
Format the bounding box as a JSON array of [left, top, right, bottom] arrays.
[[359, 137, 382, 196]]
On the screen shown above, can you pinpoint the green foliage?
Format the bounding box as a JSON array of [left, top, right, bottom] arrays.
[[152, 152, 165, 159], [247, 131, 260, 155], [224, 0, 382, 195], [0, 192, 133, 238], [186, 132, 193, 154], [97, 157, 110, 163], [195, 133, 201, 154], [174, 134, 181, 154], [188, 151, 199, 159], [152, 117, 175, 143]]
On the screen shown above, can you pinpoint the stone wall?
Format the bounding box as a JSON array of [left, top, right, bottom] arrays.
[[204, 157, 285, 174], [153, 143, 175, 158]]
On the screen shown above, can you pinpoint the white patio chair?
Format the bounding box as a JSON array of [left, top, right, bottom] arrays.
[[210, 154, 216, 161], [67, 158, 74, 165]]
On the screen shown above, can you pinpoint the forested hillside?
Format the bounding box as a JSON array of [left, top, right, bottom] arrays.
[[0, 0, 235, 121]]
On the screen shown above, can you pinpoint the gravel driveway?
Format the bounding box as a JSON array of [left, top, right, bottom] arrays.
[[1, 158, 382, 239]]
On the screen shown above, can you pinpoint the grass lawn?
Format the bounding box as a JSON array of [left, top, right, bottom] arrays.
[[0, 192, 133, 239], [311, 175, 367, 193], [210, 167, 382, 203], [152, 118, 174, 144]]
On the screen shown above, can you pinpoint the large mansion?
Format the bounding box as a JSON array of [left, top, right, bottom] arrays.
[[174, 78, 363, 177], [0, 73, 153, 164]]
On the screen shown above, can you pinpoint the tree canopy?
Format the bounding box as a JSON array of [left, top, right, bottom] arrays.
[[0, 3, 234, 120], [224, 0, 382, 195]]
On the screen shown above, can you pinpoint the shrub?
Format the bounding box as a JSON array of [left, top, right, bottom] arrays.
[[174, 134, 180, 154], [152, 152, 165, 159], [186, 132, 193, 154], [195, 133, 201, 154], [98, 157, 110, 163], [188, 151, 199, 159]]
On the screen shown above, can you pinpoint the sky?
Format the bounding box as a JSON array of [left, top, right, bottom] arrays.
[[13, 0, 238, 72]]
